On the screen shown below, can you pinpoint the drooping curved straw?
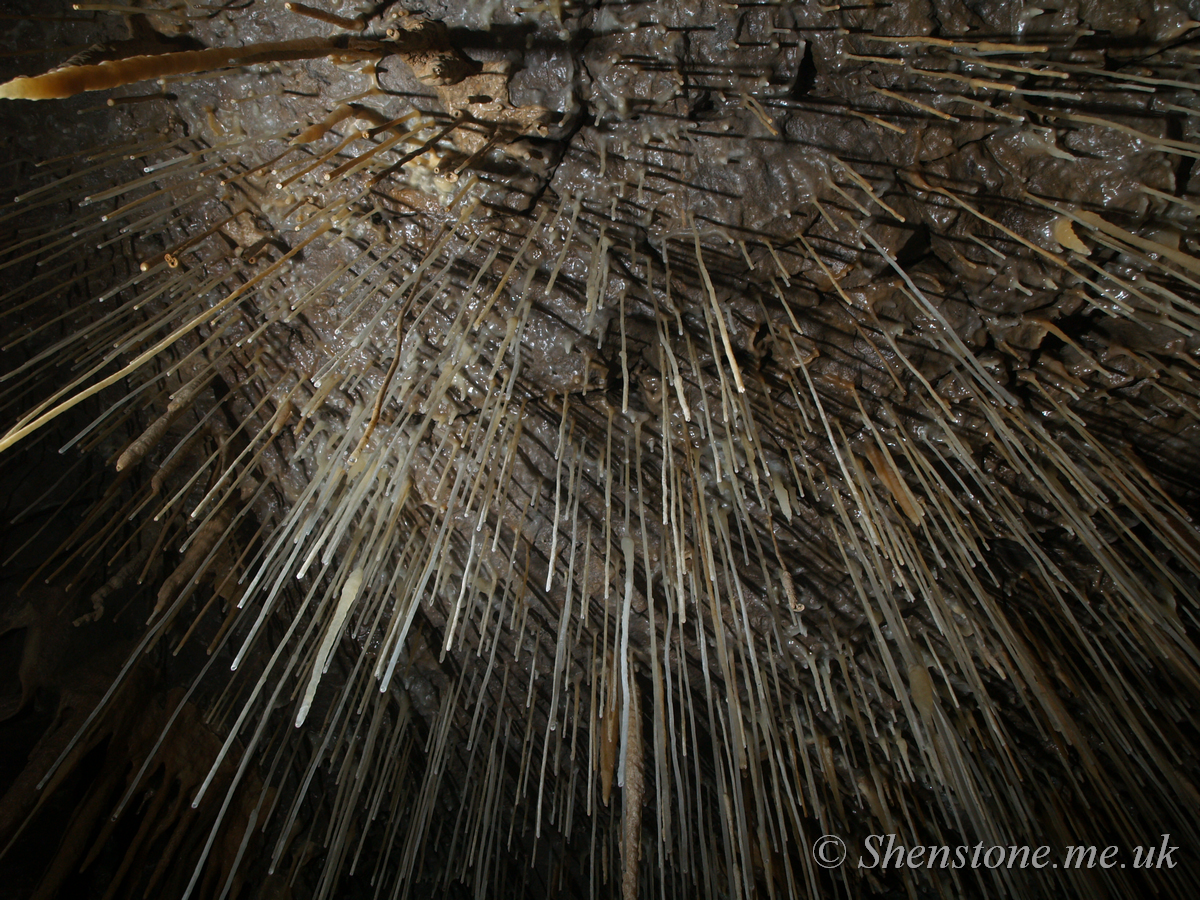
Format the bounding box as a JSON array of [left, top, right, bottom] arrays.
[[0, 37, 382, 101]]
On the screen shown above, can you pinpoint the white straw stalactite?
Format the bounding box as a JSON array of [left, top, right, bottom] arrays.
[[0, 2, 1199, 900]]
